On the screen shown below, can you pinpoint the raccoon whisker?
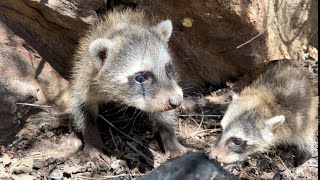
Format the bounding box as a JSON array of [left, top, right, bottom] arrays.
[[119, 106, 129, 122], [131, 110, 143, 130], [179, 79, 204, 90], [122, 119, 133, 130], [105, 107, 129, 121], [98, 114, 153, 153], [121, 109, 141, 130], [132, 109, 143, 121], [103, 104, 128, 116], [130, 108, 139, 120], [179, 79, 195, 86], [183, 78, 206, 88], [102, 103, 125, 112], [181, 86, 198, 91]]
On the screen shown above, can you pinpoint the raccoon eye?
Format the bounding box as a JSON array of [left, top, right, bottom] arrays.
[[135, 73, 148, 83], [233, 138, 243, 145], [165, 63, 174, 78], [227, 137, 247, 153]]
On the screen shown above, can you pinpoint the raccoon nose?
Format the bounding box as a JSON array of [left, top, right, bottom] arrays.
[[169, 95, 183, 108]]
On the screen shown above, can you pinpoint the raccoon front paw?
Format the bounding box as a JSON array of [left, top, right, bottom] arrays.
[[160, 145, 190, 163], [293, 150, 312, 167], [78, 145, 111, 171]]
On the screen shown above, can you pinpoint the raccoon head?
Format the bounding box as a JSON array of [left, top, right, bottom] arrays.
[[88, 20, 183, 112], [210, 94, 285, 164]]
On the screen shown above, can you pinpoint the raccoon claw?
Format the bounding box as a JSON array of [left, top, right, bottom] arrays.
[[160, 150, 187, 163], [160, 146, 190, 163], [169, 148, 188, 158], [79, 146, 111, 171]]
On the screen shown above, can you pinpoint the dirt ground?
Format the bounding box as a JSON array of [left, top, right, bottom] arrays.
[[0, 55, 318, 179]]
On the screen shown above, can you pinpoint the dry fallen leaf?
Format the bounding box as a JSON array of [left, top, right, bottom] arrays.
[[7, 152, 15, 159], [2, 153, 11, 166], [0, 146, 6, 153], [308, 45, 318, 61], [182, 17, 193, 28]]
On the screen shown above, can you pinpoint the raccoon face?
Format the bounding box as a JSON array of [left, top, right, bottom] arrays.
[[211, 115, 262, 164], [88, 20, 183, 112], [210, 96, 286, 163]]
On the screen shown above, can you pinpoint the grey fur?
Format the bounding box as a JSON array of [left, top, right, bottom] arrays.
[[211, 60, 318, 167], [70, 8, 186, 159]]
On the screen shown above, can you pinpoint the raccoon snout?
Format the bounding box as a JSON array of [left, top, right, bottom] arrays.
[[168, 95, 183, 109]]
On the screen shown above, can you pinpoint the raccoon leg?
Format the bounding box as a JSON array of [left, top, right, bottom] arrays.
[[73, 103, 111, 169], [293, 138, 313, 167], [150, 111, 188, 159]]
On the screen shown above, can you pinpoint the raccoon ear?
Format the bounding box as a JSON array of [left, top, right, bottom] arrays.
[[89, 38, 113, 69], [231, 91, 239, 101], [154, 20, 173, 42], [232, 92, 239, 101], [265, 115, 285, 130]]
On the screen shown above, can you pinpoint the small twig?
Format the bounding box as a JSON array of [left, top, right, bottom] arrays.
[[126, 141, 159, 168], [239, 166, 260, 178], [109, 127, 120, 153], [277, 157, 297, 180], [16, 102, 51, 108], [23, 152, 54, 159], [185, 136, 212, 146], [308, 164, 318, 168], [235, 28, 268, 50], [184, 119, 187, 135], [195, 106, 205, 133], [178, 118, 182, 133], [262, 153, 273, 161], [189, 116, 201, 130], [98, 114, 155, 154], [75, 175, 107, 180], [218, 0, 283, 54], [224, 164, 239, 170], [189, 128, 222, 136], [235, 0, 281, 50], [178, 114, 222, 117], [102, 173, 145, 179]]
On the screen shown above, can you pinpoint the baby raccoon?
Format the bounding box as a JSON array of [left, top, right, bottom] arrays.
[[70, 8, 187, 165], [210, 60, 318, 167]]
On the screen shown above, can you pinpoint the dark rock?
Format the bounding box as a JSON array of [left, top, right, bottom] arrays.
[[139, 152, 236, 180]]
